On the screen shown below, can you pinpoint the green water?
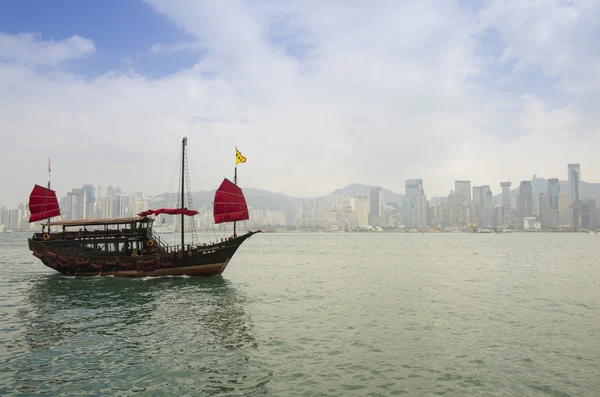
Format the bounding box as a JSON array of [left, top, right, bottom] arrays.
[[1, 232, 599, 396]]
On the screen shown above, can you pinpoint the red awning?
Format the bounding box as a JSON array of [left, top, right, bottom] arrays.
[[213, 178, 249, 224], [137, 208, 199, 217], [29, 185, 61, 223]]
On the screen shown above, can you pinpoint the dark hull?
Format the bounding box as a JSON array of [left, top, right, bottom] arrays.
[[28, 231, 259, 277]]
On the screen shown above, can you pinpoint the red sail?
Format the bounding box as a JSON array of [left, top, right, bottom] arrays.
[[29, 184, 61, 223], [214, 178, 249, 224], [137, 208, 198, 217]]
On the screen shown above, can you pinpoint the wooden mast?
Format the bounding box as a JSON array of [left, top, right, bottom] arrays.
[[47, 158, 51, 228], [233, 162, 237, 237], [181, 137, 186, 250]]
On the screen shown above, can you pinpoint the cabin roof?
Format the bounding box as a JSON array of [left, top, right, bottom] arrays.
[[43, 217, 149, 227]]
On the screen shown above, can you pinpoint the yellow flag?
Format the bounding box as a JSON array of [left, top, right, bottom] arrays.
[[236, 148, 247, 164]]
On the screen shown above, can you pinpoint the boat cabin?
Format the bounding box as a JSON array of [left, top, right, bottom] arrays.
[[32, 217, 165, 256]]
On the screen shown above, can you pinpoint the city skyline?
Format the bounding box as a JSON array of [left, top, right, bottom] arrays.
[[1, 2, 600, 209], [4, 162, 600, 232], [2, 161, 598, 209]]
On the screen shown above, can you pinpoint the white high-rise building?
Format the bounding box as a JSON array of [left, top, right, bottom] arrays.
[[133, 200, 148, 217], [568, 164, 582, 204], [454, 180, 471, 204], [414, 189, 427, 228], [115, 194, 126, 218], [101, 197, 115, 219], [356, 196, 369, 227]]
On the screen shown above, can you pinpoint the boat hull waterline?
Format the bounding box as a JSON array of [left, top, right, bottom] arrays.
[[28, 231, 259, 277]]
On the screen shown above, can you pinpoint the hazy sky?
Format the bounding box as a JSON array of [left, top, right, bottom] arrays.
[[1, 0, 599, 207]]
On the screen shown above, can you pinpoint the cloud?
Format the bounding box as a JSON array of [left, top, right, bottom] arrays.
[[0, 33, 96, 66], [1, 1, 599, 207], [148, 41, 203, 54]]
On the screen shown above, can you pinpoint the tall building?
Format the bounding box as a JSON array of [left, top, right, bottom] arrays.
[[454, 180, 471, 204], [539, 194, 551, 228], [484, 190, 494, 226], [500, 182, 512, 226], [115, 193, 126, 218], [405, 179, 423, 198], [587, 199, 599, 228], [133, 200, 149, 217], [518, 181, 532, 228], [97, 185, 105, 199], [568, 164, 582, 204], [82, 184, 95, 218], [558, 193, 572, 227], [500, 182, 511, 207], [356, 196, 369, 227], [548, 178, 560, 208], [67, 188, 86, 220], [472, 185, 490, 226], [369, 187, 382, 226], [402, 196, 413, 227], [414, 189, 428, 228], [101, 197, 114, 218]]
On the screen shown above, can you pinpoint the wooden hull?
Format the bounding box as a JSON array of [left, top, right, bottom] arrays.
[[28, 231, 259, 277]]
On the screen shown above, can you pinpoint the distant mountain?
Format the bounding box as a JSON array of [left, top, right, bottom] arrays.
[[154, 187, 298, 222], [329, 183, 403, 205], [154, 178, 600, 218], [152, 182, 404, 221]]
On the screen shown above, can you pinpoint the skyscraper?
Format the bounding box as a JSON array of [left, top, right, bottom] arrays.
[[115, 193, 126, 218], [539, 194, 551, 228], [356, 196, 369, 227], [500, 182, 511, 207], [472, 185, 490, 226], [405, 179, 423, 198], [568, 164, 582, 204], [548, 178, 560, 208], [97, 185, 105, 199], [82, 184, 95, 218], [484, 190, 494, 226], [500, 182, 512, 226], [454, 180, 471, 204], [369, 187, 382, 226], [101, 197, 115, 219], [587, 199, 599, 228], [518, 181, 532, 228], [414, 189, 428, 228], [402, 196, 413, 227], [558, 193, 572, 227]]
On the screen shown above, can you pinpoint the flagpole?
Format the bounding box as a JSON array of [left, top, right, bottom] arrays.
[[233, 157, 238, 237]]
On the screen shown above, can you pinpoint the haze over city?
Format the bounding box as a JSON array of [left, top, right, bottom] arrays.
[[1, 1, 599, 208]]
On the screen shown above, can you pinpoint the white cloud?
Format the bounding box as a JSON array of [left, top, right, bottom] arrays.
[[148, 41, 203, 54], [1, 0, 599, 207], [0, 33, 96, 66]]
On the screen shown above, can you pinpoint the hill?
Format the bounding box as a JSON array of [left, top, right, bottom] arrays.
[[329, 183, 403, 204]]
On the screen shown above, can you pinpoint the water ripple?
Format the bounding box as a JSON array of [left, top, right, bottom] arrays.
[[1, 232, 599, 395]]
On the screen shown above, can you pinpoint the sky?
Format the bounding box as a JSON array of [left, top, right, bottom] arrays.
[[1, 0, 599, 207]]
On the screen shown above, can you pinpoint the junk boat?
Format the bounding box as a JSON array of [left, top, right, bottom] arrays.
[[27, 138, 260, 277]]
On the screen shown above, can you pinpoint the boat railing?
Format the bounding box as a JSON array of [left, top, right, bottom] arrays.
[[35, 229, 142, 240], [149, 230, 170, 250]]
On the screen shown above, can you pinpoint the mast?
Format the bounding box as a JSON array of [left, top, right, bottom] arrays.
[[48, 158, 51, 227], [181, 137, 186, 250], [233, 163, 237, 236]]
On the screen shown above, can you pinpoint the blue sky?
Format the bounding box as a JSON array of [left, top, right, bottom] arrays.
[[0, 0, 598, 207], [0, 0, 199, 78]]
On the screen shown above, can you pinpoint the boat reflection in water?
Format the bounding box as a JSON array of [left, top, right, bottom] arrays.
[[12, 275, 271, 395]]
